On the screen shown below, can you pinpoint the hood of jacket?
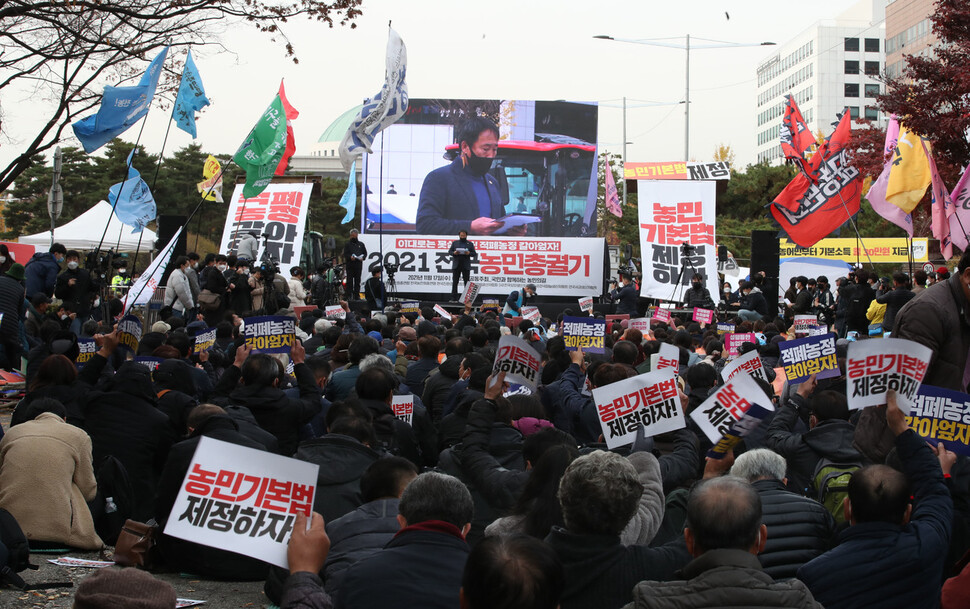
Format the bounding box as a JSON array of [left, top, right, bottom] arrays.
[[104, 361, 158, 405], [803, 419, 863, 462], [229, 383, 287, 411], [438, 353, 462, 380], [296, 434, 381, 485]]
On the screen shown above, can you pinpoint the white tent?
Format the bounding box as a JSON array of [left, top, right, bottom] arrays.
[[19, 201, 158, 253]]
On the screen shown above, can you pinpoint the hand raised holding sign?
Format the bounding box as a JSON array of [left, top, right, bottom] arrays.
[[291, 338, 306, 365], [796, 374, 818, 399], [484, 370, 507, 400], [883, 390, 910, 437], [287, 512, 330, 575], [234, 342, 253, 368], [569, 346, 586, 373], [95, 329, 120, 357]]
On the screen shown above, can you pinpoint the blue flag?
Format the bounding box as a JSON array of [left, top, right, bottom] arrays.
[[72, 47, 169, 153], [339, 160, 357, 224], [108, 150, 157, 233], [172, 50, 210, 138]]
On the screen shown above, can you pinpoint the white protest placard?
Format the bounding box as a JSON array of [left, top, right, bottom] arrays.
[[433, 304, 452, 320], [794, 314, 819, 338], [133, 356, 164, 372], [592, 369, 685, 449], [220, 183, 311, 269], [652, 307, 671, 324], [690, 372, 771, 444], [629, 317, 652, 333], [391, 394, 414, 425], [654, 342, 680, 373], [810, 325, 829, 336], [707, 403, 774, 459], [492, 334, 542, 390], [461, 281, 481, 305], [692, 308, 714, 324], [579, 296, 593, 312], [324, 305, 346, 320], [846, 338, 932, 411], [520, 306, 541, 322], [163, 436, 319, 569], [721, 348, 768, 383]]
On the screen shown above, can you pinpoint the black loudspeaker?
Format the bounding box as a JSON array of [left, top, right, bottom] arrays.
[[157, 215, 188, 286], [718, 245, 728, 264], [750, 230, 780, 309]]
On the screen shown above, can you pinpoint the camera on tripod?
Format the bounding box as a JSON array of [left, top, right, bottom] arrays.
[[384, 263, 399, 278], [680, 242, 696, 257]]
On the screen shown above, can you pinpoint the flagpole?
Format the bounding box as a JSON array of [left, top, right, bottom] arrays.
[[93, 121, 148, 261], [835, 190, 875, 269]]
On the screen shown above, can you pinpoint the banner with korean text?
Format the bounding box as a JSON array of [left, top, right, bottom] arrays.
[[690, 373, 770, 444], [652, 342, 680, 373], [593, 369, 684, 449], [624, 161, 731, 181], [359, 235, 604, 297], [692, 308, 714, 324], [724, 332, 755, 358], [561, 316, 606, 354], [629, 318, 651, 333], [193, 327, 217, 354], [220, 183, 311, 270], [391, 395, 414, 426], [779, 333, 840, 384], [579, 296, 593, 312], [76, 338, 97, 370], [637, 181, 717, 303], [721, 349, 768, 383], [708, 403, 774, 459], [133, 356, 164, 372], [461, 281, 480, 305], [846, 338, 932, 411], [118, 315, 142, 354], [492, 335, 542, 390], [779, 237, 928, 264], [163, 436, 318, 569], [908, 385, 970, 456], [243, 316, 295, 354]]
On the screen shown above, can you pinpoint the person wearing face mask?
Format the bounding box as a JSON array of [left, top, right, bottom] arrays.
[[55, 250, 96, 319], [416, 117, 526, 237], [609, 270, 639, 315], [110, 262, 132, 297], [0, 244, 13, 276], [24, 242, 66, 298], [228, 260, 254, 315], [684, 273, 715, 310], [200, 254, 230, 325]]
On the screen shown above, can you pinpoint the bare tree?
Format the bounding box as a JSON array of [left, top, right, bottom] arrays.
[[0, 0, 362, 193]]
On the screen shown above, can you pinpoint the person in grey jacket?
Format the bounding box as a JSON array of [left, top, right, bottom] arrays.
[[163, 256, 195, 316], [236, 230, 260, 262]]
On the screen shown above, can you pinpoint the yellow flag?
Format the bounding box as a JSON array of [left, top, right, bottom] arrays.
[[196, 155, 223, 203], [886, 126, 931, 214]]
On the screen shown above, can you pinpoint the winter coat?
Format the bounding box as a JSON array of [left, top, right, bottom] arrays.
[[164, 268, 194, 311], [55, 267, 96, 317], [541, 363, 602, 445], [0, 412, 102, 549], [438, 388, 484, 451], [404, 356, 438, 398], [876, 286, 915, 333], [545, 526, 690, 609], [765, 394, 864, 495], [323, 498, 401, 596], [421, 355, 461, 421], [752, 478, 837, 580], [280, 572, 334, 609], [894, 274, 970, 392], [288, 277, 307, 309], [294, 434, 381, 522], [359, 398, 423, 467], [82, 360, 177, 521], [625, 549, 823, 609], [24, 251, 60, 297], [155, 415, 271, 580], [797, 430, 952, 609], [211, 361, 321, 456], [335, 524, 469, 609], [0, 274, 25, 342]]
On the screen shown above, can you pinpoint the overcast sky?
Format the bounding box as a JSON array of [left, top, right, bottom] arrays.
[[0, 0, 869, 175]]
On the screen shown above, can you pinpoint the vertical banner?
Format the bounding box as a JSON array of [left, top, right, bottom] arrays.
[[778, 334, 840, 384], [492, 335, 542, 390], [690, 373, 771, 444], [118, 315, 142, 354], [220, 183, 312, 269], [391, 394, 414, 425], [163, 436, 319, 569], [561, 316, 606, 354], [243, 316, 296, 354], [846, 338, 932, 411], [637, 180, 717, 303], [721, 349, 768, 383], [592, 369, 685, 449]]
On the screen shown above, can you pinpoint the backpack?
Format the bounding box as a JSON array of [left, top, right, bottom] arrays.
[[373, 413, 403, 457], [812, 458, 862, 524], [0, 508, 33, 587], [90, 455, 135, 546]]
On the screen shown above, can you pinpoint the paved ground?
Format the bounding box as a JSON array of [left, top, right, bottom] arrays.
[[0, 402, 277, 608]]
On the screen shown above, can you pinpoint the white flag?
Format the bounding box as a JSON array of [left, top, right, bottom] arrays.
[[338, 28, 408, 172], [123, 226, 183, 315]]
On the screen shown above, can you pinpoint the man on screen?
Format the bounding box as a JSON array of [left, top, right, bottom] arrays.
[[415, 117, 527, 236], [449, 230, 477, 300]]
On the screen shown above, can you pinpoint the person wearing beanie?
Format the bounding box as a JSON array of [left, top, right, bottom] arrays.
[[73, 567, 176, 609]]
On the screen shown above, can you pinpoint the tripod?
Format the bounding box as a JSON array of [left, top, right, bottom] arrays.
[[668, 242, 700, 304]]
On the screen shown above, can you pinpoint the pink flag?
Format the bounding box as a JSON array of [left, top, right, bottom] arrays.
[[865, 115, 913, 236], [924, 140, 953, 260], [604, 157, 622, 218], [950, 165, 970, 251]]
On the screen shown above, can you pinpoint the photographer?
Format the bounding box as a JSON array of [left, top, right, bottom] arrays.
[[250, 262, 290, 315], [228, 260, 253, 315], [609, 270, 638, 315]]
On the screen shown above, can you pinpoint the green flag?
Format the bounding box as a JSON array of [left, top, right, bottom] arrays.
[[234, 94, 288, 199]]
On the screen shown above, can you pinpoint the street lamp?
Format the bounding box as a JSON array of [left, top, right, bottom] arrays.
[[594, 35, 776, 161]]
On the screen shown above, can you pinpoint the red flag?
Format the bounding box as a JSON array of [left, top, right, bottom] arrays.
[[771, 110, 861, 247], [604, 157, 622, 218], [781, 95, 816, 174], [275, 81, 300, 176]]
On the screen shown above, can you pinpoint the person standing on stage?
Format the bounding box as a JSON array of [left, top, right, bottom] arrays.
[[343, 229, 367, 301], [449, 230, 477, 301]]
